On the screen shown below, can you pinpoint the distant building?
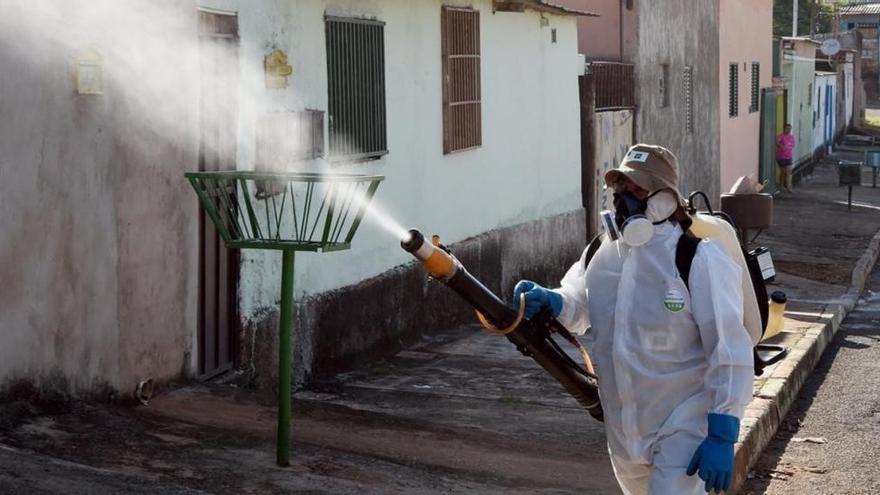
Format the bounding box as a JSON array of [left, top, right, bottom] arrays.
[[839, 2, 880, 79], [563, 0, 775, 199], [778, 37, 820, 166]]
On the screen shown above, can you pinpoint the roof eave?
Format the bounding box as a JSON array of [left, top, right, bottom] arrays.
[[493, 0, 600, 17]]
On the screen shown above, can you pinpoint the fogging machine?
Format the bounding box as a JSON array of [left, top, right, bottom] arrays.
[[401, 229, 603, 421]]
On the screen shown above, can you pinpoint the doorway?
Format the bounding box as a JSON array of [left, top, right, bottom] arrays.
[[197, 9, 239, 378]]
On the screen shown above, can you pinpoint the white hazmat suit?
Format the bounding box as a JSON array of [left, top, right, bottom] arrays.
[[553, 221, 754, 495]]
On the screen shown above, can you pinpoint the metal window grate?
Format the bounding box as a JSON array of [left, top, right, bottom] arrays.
[[256, 110, 324, 170], [729, 63, 739, 117], [442, 6, 481, 154], [592, 62, 635, 111], [683, 66, 693, 133], [750, 62, 760, 113], [199, 10, 238, 37], [325, 17, 387, 161]]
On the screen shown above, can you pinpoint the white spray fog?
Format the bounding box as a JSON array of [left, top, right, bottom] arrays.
[[0, 0, 412, 242]]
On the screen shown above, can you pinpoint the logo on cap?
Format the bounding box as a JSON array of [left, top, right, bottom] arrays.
[[627, 150, 650, 163]]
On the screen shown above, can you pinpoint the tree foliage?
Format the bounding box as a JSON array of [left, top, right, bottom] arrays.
[[773, 0, 843, 37]]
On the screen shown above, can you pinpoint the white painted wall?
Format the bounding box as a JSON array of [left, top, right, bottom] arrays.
[[812, 72, 837, 155], [193, 0, 583, 320], [781, 40, 818, 165]]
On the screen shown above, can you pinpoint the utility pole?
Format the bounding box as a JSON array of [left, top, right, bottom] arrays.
[[793, 0, 799, 37], [833, 1, 840, 37], [810, 0, 816, 36]]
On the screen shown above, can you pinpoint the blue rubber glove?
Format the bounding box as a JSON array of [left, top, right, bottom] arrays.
[[512, 280, 563, 319], [687, 413, 740, 494]]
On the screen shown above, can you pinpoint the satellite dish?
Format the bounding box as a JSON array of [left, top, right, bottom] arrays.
[[821, 38, 841, 56]]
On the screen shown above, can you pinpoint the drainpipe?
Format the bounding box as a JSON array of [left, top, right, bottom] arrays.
[[792, 0, 798, 37]]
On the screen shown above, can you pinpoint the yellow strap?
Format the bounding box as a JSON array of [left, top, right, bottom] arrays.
[[577, 346, 596, 377], [475, 293, 526, 335]]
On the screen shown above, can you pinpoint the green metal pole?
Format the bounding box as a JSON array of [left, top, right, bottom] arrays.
[[277, 249, 295, 466]]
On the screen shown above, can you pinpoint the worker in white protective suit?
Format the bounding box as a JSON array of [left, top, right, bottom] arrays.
[[514, 145, 754, 494]]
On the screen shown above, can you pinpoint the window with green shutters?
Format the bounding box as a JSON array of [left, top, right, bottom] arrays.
[[750, 62, 760, 113], [728, 63, 738, 118], [325, 17, 387, 161]]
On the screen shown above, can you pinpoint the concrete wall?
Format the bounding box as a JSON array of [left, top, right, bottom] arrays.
[[592, 110, 634, 224], [555, 0, 638, 61], [191, 0, 585, 386], [781, 39, 818, 165], [0, 0, 200, 397], [718, 0, 773, 193], [635, 0, 721, 200]]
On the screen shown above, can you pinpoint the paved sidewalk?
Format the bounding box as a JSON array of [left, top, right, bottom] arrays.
[[2, 155, 880, 494], [741, 264, 880, 494]]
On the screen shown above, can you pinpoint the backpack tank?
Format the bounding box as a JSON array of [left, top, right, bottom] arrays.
[[688, 212, 763, 346]]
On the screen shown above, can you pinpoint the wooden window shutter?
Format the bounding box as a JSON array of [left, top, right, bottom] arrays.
[[442, 6, 481, 154]]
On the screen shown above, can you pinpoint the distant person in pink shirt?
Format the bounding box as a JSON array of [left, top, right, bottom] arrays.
[[776, 124, 795, 193]]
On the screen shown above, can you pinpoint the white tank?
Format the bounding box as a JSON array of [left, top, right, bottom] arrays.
[[689, 213, 763, 346]]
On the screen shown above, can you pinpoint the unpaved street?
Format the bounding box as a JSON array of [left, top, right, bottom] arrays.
[[742, 264, 880, 494]]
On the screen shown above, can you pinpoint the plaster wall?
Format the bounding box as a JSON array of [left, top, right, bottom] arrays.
[[718, 0, 773, 193], [193, 0, 584, 384], [193, 0, 582, 314], [780, 40, 818, 164], [554, 0, 638, 61], [635, 0, 721, 200], [0, 0, 200, 396]]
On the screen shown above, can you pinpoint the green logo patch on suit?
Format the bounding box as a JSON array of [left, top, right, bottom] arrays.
[[664, 288, 686, 312]]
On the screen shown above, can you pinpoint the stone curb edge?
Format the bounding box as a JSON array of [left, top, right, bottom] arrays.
[[731, 228, 880, 494]]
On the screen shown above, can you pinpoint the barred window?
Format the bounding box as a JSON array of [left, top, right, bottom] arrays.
[[325, 17, 387, 161], [749, 62, 760, 113], [728, 63, 739, 118], [441, 6, 481, 154]]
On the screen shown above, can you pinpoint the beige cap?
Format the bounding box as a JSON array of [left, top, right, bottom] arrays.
[[604, 144, 684, 202]]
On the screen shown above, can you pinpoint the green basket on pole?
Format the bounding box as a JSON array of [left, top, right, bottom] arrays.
[[185, 170, 384, 466]]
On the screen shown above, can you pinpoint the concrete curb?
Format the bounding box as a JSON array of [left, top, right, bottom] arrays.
[[732, 228, 880, 493]]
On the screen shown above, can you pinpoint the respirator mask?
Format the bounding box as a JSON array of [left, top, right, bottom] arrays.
[[599, 189, 679, 246]]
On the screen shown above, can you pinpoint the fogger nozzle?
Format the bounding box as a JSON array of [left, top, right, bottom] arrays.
[[401, 228, 456, 280], [400, 229, 423, 253]]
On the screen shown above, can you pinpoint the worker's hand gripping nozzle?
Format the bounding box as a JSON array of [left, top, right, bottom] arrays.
[[401, 229, 603, 421]]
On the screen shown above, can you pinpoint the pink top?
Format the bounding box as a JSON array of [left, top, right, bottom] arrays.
[[776, 133, 795, 160]]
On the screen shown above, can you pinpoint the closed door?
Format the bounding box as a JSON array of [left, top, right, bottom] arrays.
[[197, 10, 239, 378]]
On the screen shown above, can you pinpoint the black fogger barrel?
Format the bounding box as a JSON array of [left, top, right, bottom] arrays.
[[401, 229, 603, 421]]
